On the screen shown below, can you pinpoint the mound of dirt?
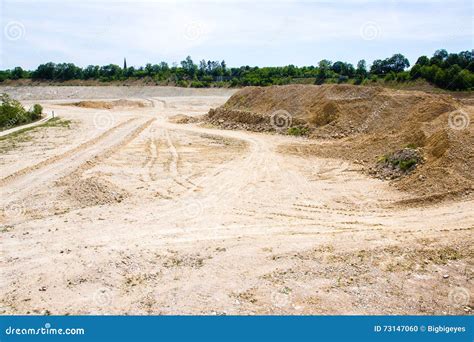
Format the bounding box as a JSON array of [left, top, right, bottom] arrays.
[[370, 148, 423, 180], [206, 84, 459, 137], [211, 84, 473, 200], [62, 99, 149, 109], [168, 114, 201, 124], [62, 177, 128, 207]]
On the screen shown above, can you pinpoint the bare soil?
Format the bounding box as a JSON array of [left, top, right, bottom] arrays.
[[61, 99, 150, 110], [208, 84, 474, 201], [0, 86, 472, 315]]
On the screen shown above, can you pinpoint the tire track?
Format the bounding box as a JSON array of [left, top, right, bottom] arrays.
[[1, 118, 154, 210], [0, 118, 136, 187], [164, 129, 198, 193], [149, 138, 159, 181], [60, 118, 155, 185]]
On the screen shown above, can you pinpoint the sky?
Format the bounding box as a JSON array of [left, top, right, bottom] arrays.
[[0, 0, 472, 70]]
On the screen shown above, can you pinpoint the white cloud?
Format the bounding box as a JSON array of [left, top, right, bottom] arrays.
[[1, 0, 471, 68]]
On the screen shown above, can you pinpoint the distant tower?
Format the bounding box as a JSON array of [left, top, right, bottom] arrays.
[[123, 58, 127, 70]]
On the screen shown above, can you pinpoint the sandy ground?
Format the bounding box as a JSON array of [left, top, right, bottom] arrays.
[[0, 87, 472, 315]]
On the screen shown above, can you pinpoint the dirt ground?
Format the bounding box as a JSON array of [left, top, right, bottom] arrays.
[[0, 86, 472, 315]]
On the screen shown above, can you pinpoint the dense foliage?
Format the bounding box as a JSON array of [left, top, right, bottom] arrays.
[[0, 94, 43, 129], [0, 49, 472, 90]]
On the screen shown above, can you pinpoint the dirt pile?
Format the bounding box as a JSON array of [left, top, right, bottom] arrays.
[[62, 99, 149, 109], [370, 148, 423, 180], [210, 84, 473, 199], [62, 177, 128, 207], [168, 114, 201, 124], [206, 84, 458, 137]]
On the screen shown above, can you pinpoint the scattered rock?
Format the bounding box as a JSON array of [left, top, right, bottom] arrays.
[[370, 148, 423, 180]]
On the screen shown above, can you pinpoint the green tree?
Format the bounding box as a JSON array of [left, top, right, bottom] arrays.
[[415, 56, 430, 66], [180, 56, 197, 78], [11, 67, 25, 80], [33, 62, 56, 79], [315, 60, 332, 84]]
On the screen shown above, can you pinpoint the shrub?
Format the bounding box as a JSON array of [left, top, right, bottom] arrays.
[[190, 81, 205, 88], [337, 75, 349, 84], [0, 93, 42, 129], [380, 148, 422, 172], [32, 104, 43, 116], [287, 126, 309, 136], [398, 158, 418, 171], [176, 80, 189, 87], [373, 148, 422, 180]]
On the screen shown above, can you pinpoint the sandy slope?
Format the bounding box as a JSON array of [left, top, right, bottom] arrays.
[[0, 87, 472, 315]]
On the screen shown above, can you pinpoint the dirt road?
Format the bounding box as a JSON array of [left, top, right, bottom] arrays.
[[0, 113, 53, 138], [0, 88, 472, 315]]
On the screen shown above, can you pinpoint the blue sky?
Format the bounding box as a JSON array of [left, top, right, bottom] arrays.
[[0, 0, 472, 69]]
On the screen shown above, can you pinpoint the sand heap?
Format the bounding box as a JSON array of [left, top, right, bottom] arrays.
[[62, 99, 149, 109], [207, 84, 473, 199], [62, 177, 128, 207]]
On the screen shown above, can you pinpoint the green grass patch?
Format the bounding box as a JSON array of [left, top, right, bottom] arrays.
[[377, 147, 422, 174], [397, 158, 418, 171], [0, 117, 72, 141], [0, 117, 72, 153], [287, 126, 309, 136], [40, 117, 72, 128]]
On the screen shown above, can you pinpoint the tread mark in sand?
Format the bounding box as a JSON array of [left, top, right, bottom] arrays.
[[59, 118, 156, 185], [0, 118, 137, 187], [164, 129, 198, 192]]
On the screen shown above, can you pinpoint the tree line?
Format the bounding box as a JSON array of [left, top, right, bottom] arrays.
[[0, 49, 472, 90]]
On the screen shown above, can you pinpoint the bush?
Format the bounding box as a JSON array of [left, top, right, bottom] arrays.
[[380, 148, 422, 172], [287, 126, 309, 136], [337, 75, 349, 84], [373, 148, 422, 180], [190, 81, 205, 88], [0, 93, 42, 129], [32, 104, 43, 116], [398, 158, 418, 171], [176, 80, 189, 87]]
